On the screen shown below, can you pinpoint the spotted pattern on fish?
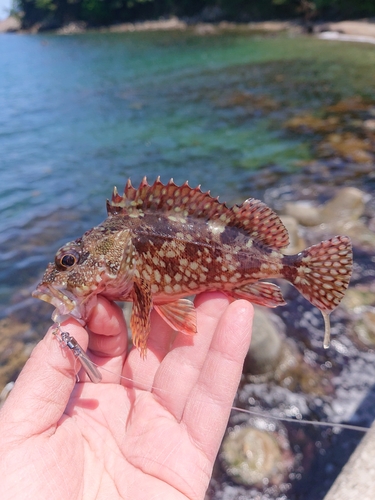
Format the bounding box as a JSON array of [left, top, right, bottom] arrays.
[[33, 177, 353, 355]]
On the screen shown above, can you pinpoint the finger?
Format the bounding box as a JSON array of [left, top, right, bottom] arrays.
[[87, 296, 128, 357], [0, 319, 89, 440], [85, 296, 129, 383], [122, 309, 176, 391], [151, 292, 231, 421], [183, 299, 253, 461]]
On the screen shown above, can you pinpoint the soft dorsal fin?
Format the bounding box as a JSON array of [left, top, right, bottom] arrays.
[[229, 198, 289, 249], [107, 177, 289, 250]]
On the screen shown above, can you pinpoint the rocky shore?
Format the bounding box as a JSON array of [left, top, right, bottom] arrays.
[[317, 19, 375, 44], [1, 13, 375, 44], [0, 15, 20, 32]]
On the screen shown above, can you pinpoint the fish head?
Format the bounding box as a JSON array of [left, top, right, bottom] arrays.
[[32, 226, 136, 324]]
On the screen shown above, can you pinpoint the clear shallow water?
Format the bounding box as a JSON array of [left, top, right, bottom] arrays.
[[1, 30, 375, 307], [1, 28, 375, 500]]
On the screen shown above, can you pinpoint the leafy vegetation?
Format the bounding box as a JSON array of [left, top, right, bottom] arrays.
[[13, 0, 375, 30]]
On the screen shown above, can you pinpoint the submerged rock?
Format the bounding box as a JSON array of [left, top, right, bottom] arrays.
[[280, 215, 306, 254], [325, 96, 371, 113], [243, 308, 334, 396], [284, 187, 366, 226], [364, 119, 375, 131], [342, 286, 375, 311], [354, 308, 375, 347], [318, 187, 366, 222], [341, 286, 375, 348], [284, 95, 375, 167], [284, 114, 339, 134], [217, 91, 279, 113], [0, 317, 35, 390], [317, 132, 374, 163], [221, 422, 294, 487], [283, 187, 375, 249], [329, 220, 375, 249], [243, 308, 284, 379]]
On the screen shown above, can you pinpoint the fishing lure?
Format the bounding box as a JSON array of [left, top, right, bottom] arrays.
[[53, 326, 102, 383]]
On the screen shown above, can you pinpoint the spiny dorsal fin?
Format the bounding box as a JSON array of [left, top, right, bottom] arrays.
[[107, 177, 289, 250]]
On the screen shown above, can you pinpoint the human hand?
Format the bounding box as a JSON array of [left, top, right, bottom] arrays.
[[0, 292, 253, 500]]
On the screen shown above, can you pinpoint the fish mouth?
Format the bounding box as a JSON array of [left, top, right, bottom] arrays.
[[32, 284, 87, 325]]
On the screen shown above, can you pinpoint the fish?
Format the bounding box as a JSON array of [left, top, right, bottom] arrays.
[[32, 177, 353, 355]]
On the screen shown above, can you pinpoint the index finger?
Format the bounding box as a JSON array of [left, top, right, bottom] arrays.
[[182, 298, 253, 462]]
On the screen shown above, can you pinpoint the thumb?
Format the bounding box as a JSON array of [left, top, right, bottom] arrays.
[[0, 320, 89, 440]]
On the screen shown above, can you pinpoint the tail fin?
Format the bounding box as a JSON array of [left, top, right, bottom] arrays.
[[288, 235, 352, 348]]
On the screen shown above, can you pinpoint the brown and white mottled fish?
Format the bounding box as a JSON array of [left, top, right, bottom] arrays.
[[33, 178, 353, 355]]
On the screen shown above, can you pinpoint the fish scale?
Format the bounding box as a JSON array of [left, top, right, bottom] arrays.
[[33, 177, 353, 355]]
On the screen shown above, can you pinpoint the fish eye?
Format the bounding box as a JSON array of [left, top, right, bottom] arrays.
[[55, 248, 80, 270], [61, 254, 76, 267]]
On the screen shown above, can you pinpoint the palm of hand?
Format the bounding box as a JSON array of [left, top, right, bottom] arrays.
[[56, 383, 208, 499], [0, 293, 253, 500]]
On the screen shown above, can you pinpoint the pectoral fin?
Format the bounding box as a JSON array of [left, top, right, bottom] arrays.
[[130, 279, 152, 357], [154, 299, 197, 336], [230, 282, 286, 308]]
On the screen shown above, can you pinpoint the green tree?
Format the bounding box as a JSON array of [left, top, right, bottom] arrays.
[[14, 0, 375, 30]]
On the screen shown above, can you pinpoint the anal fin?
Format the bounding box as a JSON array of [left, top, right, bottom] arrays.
[[154, 299, 197, 336], [230, 282, 286, 308]]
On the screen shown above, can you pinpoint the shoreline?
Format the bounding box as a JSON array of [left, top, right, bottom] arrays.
[[1, 14, 375, 44], [316, 19, 375, 44], [0, 15, 297, 35]]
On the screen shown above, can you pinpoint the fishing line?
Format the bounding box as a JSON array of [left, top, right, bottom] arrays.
[[54, 328, 369, 434], [93, 362, 371, 433], [231, 407, 369, 433]]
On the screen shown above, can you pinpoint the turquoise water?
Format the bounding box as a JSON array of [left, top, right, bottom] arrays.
[[1, 30, 375, 309], [1, 29, 375, 299]]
